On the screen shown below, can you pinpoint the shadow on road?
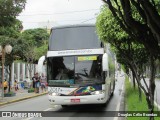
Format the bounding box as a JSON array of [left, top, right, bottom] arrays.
[[46, 95, 117, 117]]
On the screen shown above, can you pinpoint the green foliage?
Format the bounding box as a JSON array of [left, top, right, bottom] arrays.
[[0, 20, 23, 40], [12, 37, 29, 60], [96, 6, 128, 43], [0, 36, 13, 46], [0, 0, 26, 64], [0, 0, 26, 27], [34, 42, 48, 60], [0, 0, 49, 65], [0, 36, 29, 66], [154, 0, 160, 12], [21, 28, 49, 47], [5, 91, 15, 94], [96, 5, 148, 75], [20, 28, 49, 62], [0, 0, 48, 64], [28, 88, 34, 93], [4, 91, 16, 97], [0, 27, 19, 38], [102, 0, 160, 59], [125, 77, 148, 111], [0, 20, 24, 64], [108, 55, 115, 75]]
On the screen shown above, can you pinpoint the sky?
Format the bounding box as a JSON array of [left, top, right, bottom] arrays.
[[17, 0, 104, 30]]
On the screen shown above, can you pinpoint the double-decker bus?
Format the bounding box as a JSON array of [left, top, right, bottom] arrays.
[[46, 24, 115, 107]]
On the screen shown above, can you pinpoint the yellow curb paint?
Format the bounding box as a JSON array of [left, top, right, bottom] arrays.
[[0, 102, 8, 105], [0, 92, 47, 106]]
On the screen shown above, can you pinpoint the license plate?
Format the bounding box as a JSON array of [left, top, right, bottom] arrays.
[[71, 99, 80, 103]]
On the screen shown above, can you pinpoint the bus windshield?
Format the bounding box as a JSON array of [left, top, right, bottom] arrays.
[[47, 55, 104, 86], [49, 26, 102, 51]]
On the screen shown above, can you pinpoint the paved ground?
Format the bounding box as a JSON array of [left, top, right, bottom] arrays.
[[0, 75, 125, 120], [0, 88, 47, 106]]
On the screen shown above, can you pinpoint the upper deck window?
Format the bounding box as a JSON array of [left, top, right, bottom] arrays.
[[49, 26, 102, 51]]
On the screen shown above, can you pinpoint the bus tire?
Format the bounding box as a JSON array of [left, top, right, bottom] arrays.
[[111, 81, 115, 97], [61, 105, 68, 108], [100, 99, 109, 107], [99, 102, 107, 107]]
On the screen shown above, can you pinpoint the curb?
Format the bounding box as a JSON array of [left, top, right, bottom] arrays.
[[0, 92, 48, 106]]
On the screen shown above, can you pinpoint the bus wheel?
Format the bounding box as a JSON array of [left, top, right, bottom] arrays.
[[61, 105, 68, 108], [100, 101, 108, 108], [111, 81, 115, 97]]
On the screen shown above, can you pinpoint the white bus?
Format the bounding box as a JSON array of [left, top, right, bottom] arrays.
[[47, 24, 115, 107]]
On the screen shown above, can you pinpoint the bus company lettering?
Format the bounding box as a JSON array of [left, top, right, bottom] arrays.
[[47, 48, 104, 57], [58, 49, 92, 55]]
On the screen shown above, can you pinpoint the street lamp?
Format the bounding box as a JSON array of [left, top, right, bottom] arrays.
[[0, 45, 12, 99]]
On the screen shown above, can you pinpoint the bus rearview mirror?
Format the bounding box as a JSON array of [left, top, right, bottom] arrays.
[[102, 53, 109, 71]]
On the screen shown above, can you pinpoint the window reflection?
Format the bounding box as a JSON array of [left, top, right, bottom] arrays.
[[47, 55, 104, 86]]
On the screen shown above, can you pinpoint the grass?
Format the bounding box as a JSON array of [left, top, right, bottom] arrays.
[[125, 77, 159, 120]]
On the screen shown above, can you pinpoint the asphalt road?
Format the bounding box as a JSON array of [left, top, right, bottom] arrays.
[[0, 75, 125, 120]]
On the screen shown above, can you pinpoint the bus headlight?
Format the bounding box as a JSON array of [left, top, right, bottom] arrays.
[[52, 93, 61, 96], [48, 92, 61, 96], [90, 91, 104, 95]]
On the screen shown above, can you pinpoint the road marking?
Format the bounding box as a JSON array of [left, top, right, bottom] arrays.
[[24, 107, 54, 120], [114, 80, 125, 120], [43, 107, 53, 111], [24, 116, 34, 120]]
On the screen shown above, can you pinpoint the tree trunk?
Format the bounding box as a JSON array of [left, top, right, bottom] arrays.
[[129, 62, 155, 120], [27, 63, 33, 80], [138, 86, 142, 102], [132, 72, 136, 89], [148, 56, 156, 120], [8, 64, 12, 93]]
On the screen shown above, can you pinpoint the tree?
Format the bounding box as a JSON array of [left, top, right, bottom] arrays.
[[34, 41, 48, 60], [20, 28, 49, 79], [21, 28, 49, 62], [96, 3, 159, 119], [102, 0, 160, 57], [21, 28, 49, 47], [0, 0, 26, 93], [0, 19, 23, 38], [96, 5, 148, 99], [0, 0, 26, 27], [0, 36, 29, 93]]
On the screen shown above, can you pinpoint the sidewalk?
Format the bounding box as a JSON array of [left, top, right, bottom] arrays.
[[0, 88, 47, 106]]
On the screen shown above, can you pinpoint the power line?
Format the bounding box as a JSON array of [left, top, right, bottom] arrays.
[[18, 9, 99, 17], [21, 18, 96, 23], [80, 17, 96, 23]]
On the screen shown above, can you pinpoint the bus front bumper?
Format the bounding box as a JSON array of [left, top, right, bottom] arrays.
[[48, 94, 107, 105]]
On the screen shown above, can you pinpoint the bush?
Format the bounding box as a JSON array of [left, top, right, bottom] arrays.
[[4, 91, 16, 97], [7, 91, 15, 94], [28, 88, 34, 93]]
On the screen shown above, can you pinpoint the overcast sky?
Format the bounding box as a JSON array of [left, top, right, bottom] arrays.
[[17, 0, 104, 30]]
